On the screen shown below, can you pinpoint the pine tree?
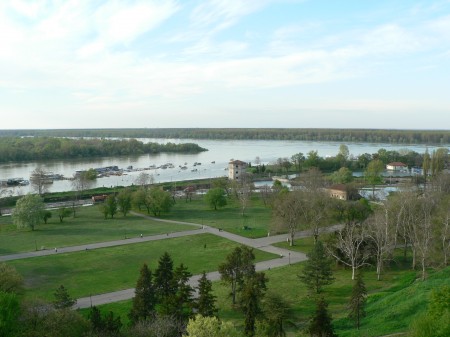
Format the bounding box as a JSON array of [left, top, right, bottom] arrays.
[[241, 272, 268, 337], [348, 271, 367, 330], [52, 284, 76, 309], [196, 272, 218, 317], [129, 263, 156, 323], [88, 306, 104, 332], [154, 252, 175, 309], [298, 240, 334, 294], [308, 296, 337, 337], [170, 263, 194, 321]]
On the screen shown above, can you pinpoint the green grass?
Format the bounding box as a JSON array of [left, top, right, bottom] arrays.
[[156, 194, 273, 238], [8, 233, 276, 300], [0, 205, 195, 255]]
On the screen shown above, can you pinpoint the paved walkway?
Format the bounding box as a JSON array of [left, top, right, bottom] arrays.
[[0, 211, 341, 309]]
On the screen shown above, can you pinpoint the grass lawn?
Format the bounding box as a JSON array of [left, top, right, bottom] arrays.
[[8, 233, 276, 301], [156, 194, 273, 238], [0, 205, 195, 255]]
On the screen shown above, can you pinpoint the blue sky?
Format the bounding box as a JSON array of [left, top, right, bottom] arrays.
[[1, 0, 449, 130]]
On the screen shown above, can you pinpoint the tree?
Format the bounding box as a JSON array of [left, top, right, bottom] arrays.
[[365, 159, 384, 199], [0, 263, 23, 294], [205, 188, 227, 211], [183, 314, 240, 337], [135, 172, 154, 188], [117, 188, 133, 217], [308, 296, 337, 337], [30, 167, 50, 195], [330, 200, 372, 280], [348, 271, 367, 330], [53, 285, 76, 309], [58, 207, 72, 223], [298, 241, 334, 294], [148, 187, 173, 216], [129, 263, 156, 323], [330, 167, 353, 184], [89, 306, 122, 336], [273, 191, 302, 246], [196, 272, 217, 317], [0, 291, 21, 337], [241, 272, 268, 337], [366, 203, 395, 280], [42, 210, 52, 224], [423, 149, 431, 190], [154, 252, 175, 307], [12, 194, 45, 231], [237, 173, 254, 217], [105, 195, 118, 218], [218, 246, 255, 305], [261, 292, 291, 337], [291, 152, 305, 172]]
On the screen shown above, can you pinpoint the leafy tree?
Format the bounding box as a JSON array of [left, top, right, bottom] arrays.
[[291, 152, 305, 172], [218, 246, 255, 305], [148, 187, 173, 216], [196, 272, 217, 317], [58, 207, 72, 223], [0, 263, 23, 294], [241, 272, 268, 337], [53, 285, 76, 309], [0, 291, 20, 337], [308, 296, 337, 337], [105, 195, 118, 218], [348, 271, 367, 329], [42, 210, 52, 224], [298, 241, 334, 294], [183, 314, 240, 337], [330, 167, 353, 184], [365, 159, 384, 199], [129, 264, 156, 323], [12, 194, 45, 231], [205, 188, 227, 211], [37, 308, 89, 337], [126, 314, 184, 337], [117, 188, 133, 216]]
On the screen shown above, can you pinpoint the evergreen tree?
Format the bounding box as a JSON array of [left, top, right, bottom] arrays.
[[241, 272, 268, 337], [52, 285, 76, 309], [298, 241, 334, 294], [348, 271, 367, 330], [88, 306, 104, 332], [167, 263, 194, 321], [129, 263, 156, 323], [262, 292, 291, 337], [308, 296, 337, 337], [154, 252, 175, 306], [196, 272, 218, 317]]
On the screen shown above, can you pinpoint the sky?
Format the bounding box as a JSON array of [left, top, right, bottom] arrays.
[[1, 0, 450, 130]]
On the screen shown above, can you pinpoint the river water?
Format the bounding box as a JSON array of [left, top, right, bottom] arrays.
[[0, 138, 447, 196]]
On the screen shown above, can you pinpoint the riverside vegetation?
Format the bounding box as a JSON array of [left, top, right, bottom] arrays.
[[0, 144, 449, 336]]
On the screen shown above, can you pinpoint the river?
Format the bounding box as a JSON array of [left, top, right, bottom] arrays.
[[0, 138, 448, 196]]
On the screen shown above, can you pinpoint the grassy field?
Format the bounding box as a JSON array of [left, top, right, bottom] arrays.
[[0, 205, 196, 255], [8, 233, 276, 300], [157, 194, 273, 238]]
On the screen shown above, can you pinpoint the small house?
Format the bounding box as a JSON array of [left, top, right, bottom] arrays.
[[386, 162, 407, 171]]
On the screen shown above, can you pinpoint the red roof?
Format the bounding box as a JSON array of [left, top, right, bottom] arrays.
[[387, 162, 407, 166]]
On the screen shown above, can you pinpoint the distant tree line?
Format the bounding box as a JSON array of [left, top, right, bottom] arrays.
[[0, 137, 207, 163], [1, 128, 449, 144]]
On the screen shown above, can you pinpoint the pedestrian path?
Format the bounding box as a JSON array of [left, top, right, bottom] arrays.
[[0, 210, 341, 309]]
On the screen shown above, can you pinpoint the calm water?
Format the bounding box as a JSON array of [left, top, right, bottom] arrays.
[[0, 138, 447, 196]]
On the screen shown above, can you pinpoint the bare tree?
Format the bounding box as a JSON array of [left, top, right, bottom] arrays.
[[330, 222, 371, 280], [237, 173, 253, 217], [135, 172, 154, 189], [437, 199, 450, 266], [366, 203, 395, 280], [273, 191, 303, 246], [259, 185, 275, 208], [297, 189, 331, 243], [30, 167, 50, 195]]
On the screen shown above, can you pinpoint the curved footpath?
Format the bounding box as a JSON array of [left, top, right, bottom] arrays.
[[0, 212, 342, 309]]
